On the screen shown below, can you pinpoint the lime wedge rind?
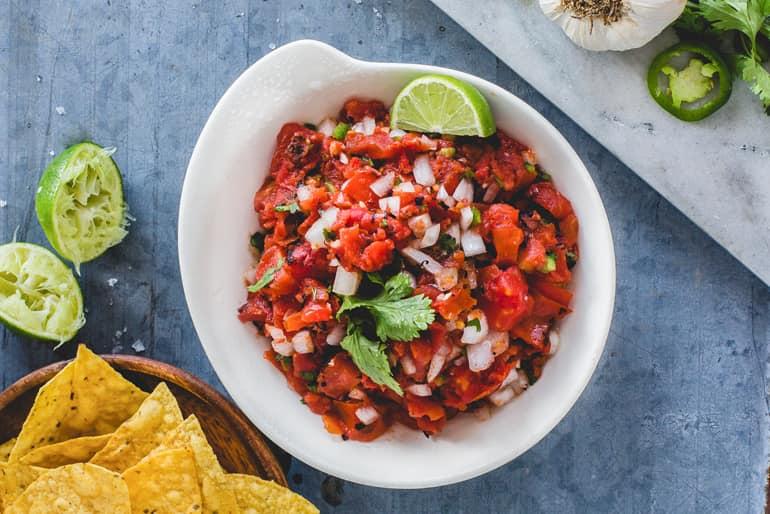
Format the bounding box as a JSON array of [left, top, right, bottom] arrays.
[[0, 242, 85, 343], [36, 142, 128, 270], [390, 74, 496, 137]]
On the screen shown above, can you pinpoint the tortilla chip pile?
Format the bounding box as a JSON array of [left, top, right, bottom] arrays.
[[0, 345, 318, 514]]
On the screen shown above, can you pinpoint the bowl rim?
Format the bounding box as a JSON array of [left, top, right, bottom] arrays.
[[0, 354, 288, 486], [178, 39, 616, 489]]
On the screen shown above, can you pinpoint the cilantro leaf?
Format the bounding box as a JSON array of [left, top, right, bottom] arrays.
[[737, 55, 770, 108], [340, 324, 403, 395], [698, 0, 769, 41], [467, 318, 481, 331], [275, 202, 300, 213], [437, 233, 458, 253], [247, 257, 284, 292], [337, 272, 435, 342]]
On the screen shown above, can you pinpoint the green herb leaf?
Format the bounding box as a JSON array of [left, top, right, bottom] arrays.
[[340, 324, 403, 395], [467, 318, 481, 331], [438, 147, 456, 158], [250, 232, 266, 251], [332, 122, 350, 140], [698, 0, 769, 41], [471, 206, 482, 227], [247, 257, 285, 292], [524, 162, 536, 174], [323, 228, 336, 241], [736, 55, 770, 108], [337, 272, 435, 342], [540, 252, 557, 273], [463, 169, 476, 181], [274, 202, 300, 213], [438, 233, 458, 253]]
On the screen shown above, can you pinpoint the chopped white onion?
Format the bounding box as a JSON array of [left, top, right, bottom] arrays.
[[437, 185, 456, 207], [378, 196, 401, 216], [291, 330, 314, 354], [488, 387, 516, 406], [435, 267, 458, 291], [332, 266, 362, 296], [361, 116, 376, 135], [460, 206, 474, 230], [467, 340, 494, 372], [549, 329, 560, 355], [265, 324, 286, 342], [243, 266, 257, 284], [329, 258, 340, 267], [355, 406, 381, 425], [462, 310, 489, 344], [400, 354, 417, 376], [400, 247, 443, 275], [512, 373, 529, 395], [351, 122, 364, 133], [500, 368, 520, 389], [348, 388, 366, 400], [427, 345, 450, 383], [446, 223, 461, 244], [304, 207, 339, 248], [339, 153, 349, 164], [317, 118, 336, 137], [413, 154, 435, 186], [370, 172, 395, 197], [395, 180, 415, 193], [297, 184, 312, 202], [420, 224, 441, 248], [406, 384, 432, 397], [407, 213, 432, 238], [326, 324, 345, 346], [461, 229, 486, 257], [271, 339, 294, 357], [452, 178, 474, 203], [464, 262, 477, 288], [419, 135, 438, 150], [488, 330, 510, 356], [483, 182, 500, 202], [389, 128, 406, 139], [474, 404, 491, 421]]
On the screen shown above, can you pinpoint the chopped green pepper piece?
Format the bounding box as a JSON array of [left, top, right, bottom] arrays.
[[540, 252, 557, 273], [439, 147, 456, 158], [274, 202, 300, 213], [524, 162, 536, 174], [470, 206, 482, 227], [647, 42, 732, 122], [332, 122, 350, 140]]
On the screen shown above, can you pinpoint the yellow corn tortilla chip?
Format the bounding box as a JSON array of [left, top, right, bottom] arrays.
[[9, 345, 147, 462], [229, 473, 319, 514], [90, 382, 183, 472], [0, 438, 16, 462], [122, 448, 202, 514], [5, 462, 130, 514], [19, 433, 112, 468], [0, 461, 44, 511], [146, 415, 238, 514]]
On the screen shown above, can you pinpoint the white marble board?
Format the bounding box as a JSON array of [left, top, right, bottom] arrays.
[[432, 0, 770, 285]]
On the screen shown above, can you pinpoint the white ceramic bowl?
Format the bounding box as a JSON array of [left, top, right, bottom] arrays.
[[178, 40, 615, 489]]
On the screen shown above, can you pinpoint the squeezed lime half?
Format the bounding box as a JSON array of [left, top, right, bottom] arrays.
[[0, 242, 85, 343], [35, 142, 128, 269], [390, 74, 496, 137]]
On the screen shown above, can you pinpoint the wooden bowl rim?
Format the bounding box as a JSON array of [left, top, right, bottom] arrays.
[[0, 354, 287, 486]]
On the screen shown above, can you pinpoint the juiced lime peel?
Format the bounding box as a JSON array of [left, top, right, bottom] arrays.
[[35, 142, 128, 269], [390, 74, 496, 137], [0, 243, 84, 343]]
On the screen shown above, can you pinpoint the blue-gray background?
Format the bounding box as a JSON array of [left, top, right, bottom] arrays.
[[1, 1, 768, 512]]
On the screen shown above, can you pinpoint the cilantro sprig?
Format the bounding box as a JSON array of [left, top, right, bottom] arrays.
[[336, 272, 435, 395], [247, 257, 284, 292]]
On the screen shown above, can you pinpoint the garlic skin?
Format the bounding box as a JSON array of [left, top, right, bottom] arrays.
[[540, 0, 686, 52]]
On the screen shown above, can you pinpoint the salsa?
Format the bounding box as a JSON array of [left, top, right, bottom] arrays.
[[238, 98, 578, 442]]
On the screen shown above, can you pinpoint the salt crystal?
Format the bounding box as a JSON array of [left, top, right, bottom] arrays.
[[115, 329, 123, 339], [107, 277, 118, 287], [236, 11, 244, 17], [353, 0, 362, 3], [48, 150, 55, 156], [268, 43, 276, 50], [112, 344, 123, 353], [372, 6, 382, 17], [55, 106, 66, 115], [35, 75, 42, 83], [131, 339, 146, 353], [0, 200, 6, 208]]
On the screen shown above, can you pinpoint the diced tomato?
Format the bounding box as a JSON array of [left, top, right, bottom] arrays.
[[528, 182, 574, 220], [543, 248, 571, 284], [237, 294, 272, 324], [333, 226, 366, 271], [405, 394, 445, 422], [560, 213, 579, 248], [511, 317, 550, 351], [286, 242, 330, 280], [433, 287, 476, 320], [342, 169, 379, 204], [357, 239, 395, 272], [330, 401, 389, 442], [532, 292, 569, 319], [479, 265, 532, 331], [345, 131, 401, 159], [441, 354, 516, 410], [531, 278, 573, 307], [303, 392, 332, 415], [482, 204, 523, 265], [292, 353, 319, 376], [518, 237, 547, 273], [283, 301, 333, 332], [317, 354, 361, 399], [341, 99, 388, 122], [409, 338, 434, 381]]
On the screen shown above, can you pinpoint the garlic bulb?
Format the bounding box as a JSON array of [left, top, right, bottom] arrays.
[[540, 0, 686, 51]]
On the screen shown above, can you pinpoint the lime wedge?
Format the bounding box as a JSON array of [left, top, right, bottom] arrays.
[[35, 142, 128, 269], [0, 242, 84, 343], [390, 74, 496, 137]]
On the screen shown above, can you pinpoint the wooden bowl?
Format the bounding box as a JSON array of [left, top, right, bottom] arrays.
[[0, 354, 287, 486]]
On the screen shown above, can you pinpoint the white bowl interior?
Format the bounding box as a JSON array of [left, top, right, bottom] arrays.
[[178, 40, 615, 489]]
